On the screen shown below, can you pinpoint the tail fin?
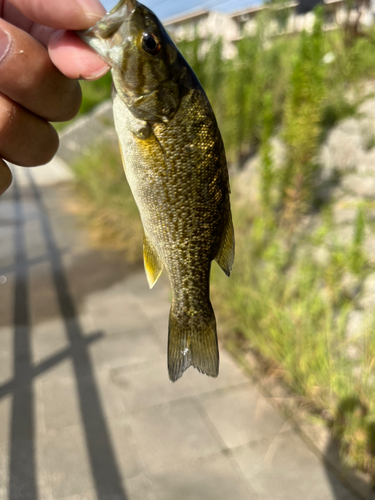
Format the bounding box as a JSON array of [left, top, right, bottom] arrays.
[[168, 304, 219, 382]]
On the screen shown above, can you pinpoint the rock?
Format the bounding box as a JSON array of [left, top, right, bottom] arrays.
[[332, 205, 358, 225], [345, 310, 365, 340], [319, 127, 363, 173], [346, 344, 361, 361], [340, 272, 362, 300], [270, 136, 287, 170], [356, 149, 375, 175], [341, 175, 375, 199], [312, 246, 330, 267], [358, 272, 375, 308], [357, 97, 375, 119], [364, 235, 375, 264], [326, 225, 354, 247], [318, 144, 336, 182], [233, 155, 261, 205]]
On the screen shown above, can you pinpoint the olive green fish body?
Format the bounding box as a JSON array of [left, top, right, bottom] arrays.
[[78, 0, 234, 381]]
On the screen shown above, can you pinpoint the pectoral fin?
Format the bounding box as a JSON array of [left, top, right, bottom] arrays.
[[143, 234, 163, 288], [215, 210, 235, 277]]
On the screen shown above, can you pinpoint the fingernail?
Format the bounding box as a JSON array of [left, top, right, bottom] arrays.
[[84, 63, 110, 81], [76, 0, 106, 19], [0, 29, 11, 64]]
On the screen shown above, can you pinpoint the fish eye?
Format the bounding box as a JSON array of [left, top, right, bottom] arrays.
[[142, 33, 161, 56]]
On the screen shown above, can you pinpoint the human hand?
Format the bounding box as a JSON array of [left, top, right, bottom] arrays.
[[0, 0, 110, 195]]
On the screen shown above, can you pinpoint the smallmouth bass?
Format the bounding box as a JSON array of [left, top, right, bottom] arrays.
[[78, 0, 234, 381]]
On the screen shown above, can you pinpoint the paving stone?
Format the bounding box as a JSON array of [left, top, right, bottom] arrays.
[[25, 157, 74, 188], [35, 429, 52, 500], [24, 217, 47, 261], [185, 350, 249, 394], [88, 328, 163, 370], [138, 291, 171, 322], [46, 211, 90, 256], [46, 425, 95, 499], [151, 453, 258, 500], [86, 291, 152, 335], [0, 396, 11, 445], [128, 399, 221, 474], [115, 273, 169, 303], [110, 359, 193, 411], [93, 415, 143, 481], [29, 261, 61, 325], [40, 359, 82, 431], [31, 319, 70, 365], [0, 439, 9, 500], [149, 315, 168, 351], [0, 327, 13, 385], [40, 360, 126, 433], [199, 384, 287, 448], [138, 290, 171, 350], [0, 196, 16, 221], [0, 223, 14, 269], [124, 473, 157, 500], [232, 431, 357, 500], [4, 387, 46, 500], [93, 370, 126, 419], [59, 490, 98, 500], [0, 272, 15, 330]]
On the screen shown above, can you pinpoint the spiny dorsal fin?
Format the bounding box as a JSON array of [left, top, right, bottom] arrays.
[[215, 210, 235, 277], [143, 233, 163, 289]]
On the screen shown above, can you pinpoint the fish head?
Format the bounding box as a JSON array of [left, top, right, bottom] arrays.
[[78, 0, 189, 123]]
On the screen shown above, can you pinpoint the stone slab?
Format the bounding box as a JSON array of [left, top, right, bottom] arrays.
[[232, 431, 357, 500], [128, 399, 222, 475], [151, 453, 258, 500], [88, 327, 164, 370], [110, 359, 193, 412], [199, 384, 287, 449]]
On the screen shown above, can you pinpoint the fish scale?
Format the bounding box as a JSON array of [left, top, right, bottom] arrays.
[[78, 0, 234, 381]]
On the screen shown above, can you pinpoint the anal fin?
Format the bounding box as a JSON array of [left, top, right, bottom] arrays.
[[215, 210, 235, 277], [143, 234, 163, 289]]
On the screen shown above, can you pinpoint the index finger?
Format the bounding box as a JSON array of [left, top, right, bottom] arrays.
[[3, 0, 106, 30]]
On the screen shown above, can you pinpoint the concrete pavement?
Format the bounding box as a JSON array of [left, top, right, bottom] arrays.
[[0, 160, 367, 499]]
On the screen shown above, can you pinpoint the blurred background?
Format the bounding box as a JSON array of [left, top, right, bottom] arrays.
[[3, 0, 375, 498]]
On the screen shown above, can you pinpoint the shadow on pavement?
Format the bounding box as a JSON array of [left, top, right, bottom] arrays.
[[1, 173, 129, 499]]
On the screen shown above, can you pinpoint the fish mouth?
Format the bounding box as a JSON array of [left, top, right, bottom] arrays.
[[76, 0, 138, 65]]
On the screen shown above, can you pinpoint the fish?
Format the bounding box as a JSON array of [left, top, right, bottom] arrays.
[[77, 0, 234, 382]]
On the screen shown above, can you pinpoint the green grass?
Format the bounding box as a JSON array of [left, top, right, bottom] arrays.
[[212, 197, 375, 473], [71, 140, 143, 262]]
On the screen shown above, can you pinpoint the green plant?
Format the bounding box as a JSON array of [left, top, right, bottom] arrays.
[[281, 10, 326, 218], [71, 141, 143, 261], [349, 204, 366, 275]]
